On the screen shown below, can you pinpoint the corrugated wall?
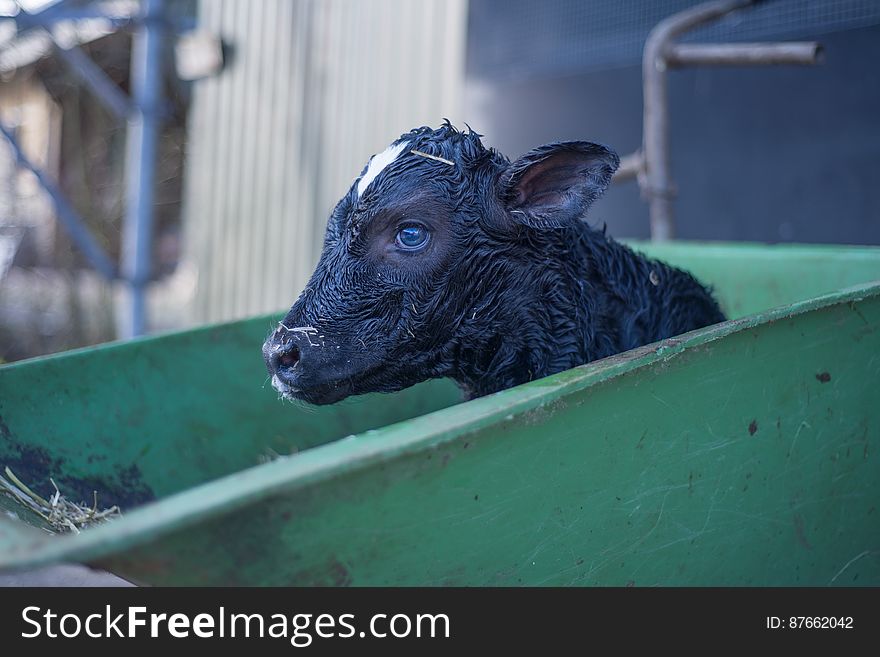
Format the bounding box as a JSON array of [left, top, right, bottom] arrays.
[[181, 0, 468, 325]]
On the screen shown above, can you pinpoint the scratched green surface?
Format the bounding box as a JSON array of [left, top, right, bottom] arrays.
[[0, 242, 878, 585], [630, 241, 880, 318], [0, 320, 461, 507]]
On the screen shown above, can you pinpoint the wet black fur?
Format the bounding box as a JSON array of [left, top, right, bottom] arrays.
[[263, 122, 726, 405]]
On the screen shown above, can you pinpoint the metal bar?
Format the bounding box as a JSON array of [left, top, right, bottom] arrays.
[[49, 37, 135, 120], [667, 42, 823, 68], [14, 6, 135, 121], [13, 12, 136, 28], [611, 151, 643, 183], [0, 121, 117, 280], [642, 0, 753, 241], [120, 0, 164, 338], [9, 1, 124, 35], [9, 0, 80, 25]]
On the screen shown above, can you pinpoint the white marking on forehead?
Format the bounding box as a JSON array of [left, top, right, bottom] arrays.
[[357, 140, 409, 197]]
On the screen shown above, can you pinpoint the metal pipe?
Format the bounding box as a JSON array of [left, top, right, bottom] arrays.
[[120, 0, 164, 338], [49, 39, 136, 121], [10, 0, 79, 29], [0, 121, 117, 280], [642, 0, 753, 241], [611, 151, 643, 183], [14, 11, 135, 26], [15, 7, 135, 121], [667, 42, 823, 68]]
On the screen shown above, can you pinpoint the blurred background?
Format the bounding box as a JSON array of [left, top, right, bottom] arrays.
[[1, 0, 878, 364]]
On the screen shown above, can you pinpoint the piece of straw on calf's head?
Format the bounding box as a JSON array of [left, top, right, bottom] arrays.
[[263, 123, 725, 405]]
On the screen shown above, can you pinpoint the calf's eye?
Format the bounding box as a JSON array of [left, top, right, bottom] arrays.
[[395, 224, 430, 251]]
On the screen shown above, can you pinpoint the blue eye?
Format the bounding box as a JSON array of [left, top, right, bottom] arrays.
[[395, 225, 430, 250]]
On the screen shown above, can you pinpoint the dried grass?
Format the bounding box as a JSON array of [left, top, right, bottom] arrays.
[[0, 466, 121, 534]]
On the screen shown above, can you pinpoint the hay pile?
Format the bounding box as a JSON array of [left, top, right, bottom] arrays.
[[0, 467, 120, 534]]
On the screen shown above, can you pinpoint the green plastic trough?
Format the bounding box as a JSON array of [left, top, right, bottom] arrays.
[[0, 241, 878, 586]]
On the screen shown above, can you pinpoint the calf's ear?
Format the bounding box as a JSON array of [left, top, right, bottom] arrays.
[[499, 141, 619, 229]]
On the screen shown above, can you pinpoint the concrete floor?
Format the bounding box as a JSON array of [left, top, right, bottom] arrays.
[[0, 564, 133, 586]]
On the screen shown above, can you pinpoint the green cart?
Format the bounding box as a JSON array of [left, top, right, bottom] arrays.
[[1, 241, 878, 586]]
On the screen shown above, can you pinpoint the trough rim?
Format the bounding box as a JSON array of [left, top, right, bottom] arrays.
[[1, 276, 878, 572]]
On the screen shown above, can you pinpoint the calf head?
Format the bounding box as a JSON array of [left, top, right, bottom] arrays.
[[262, 123, 619, 404]]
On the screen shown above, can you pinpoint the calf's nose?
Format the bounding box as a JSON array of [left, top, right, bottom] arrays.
[[269, 342, 301, 380], [263, 330, 308, 385]]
